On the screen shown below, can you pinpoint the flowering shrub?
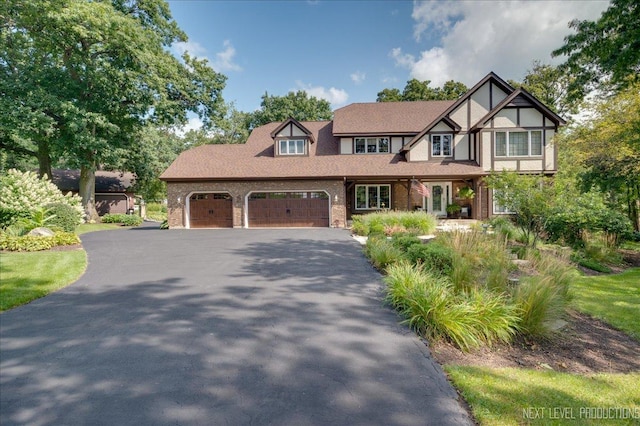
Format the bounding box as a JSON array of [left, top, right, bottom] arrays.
[[0, 169, 83, 227]]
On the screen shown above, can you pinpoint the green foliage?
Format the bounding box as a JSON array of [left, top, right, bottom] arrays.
[[384, 263, 519, 352], [552, 0, 640, 103], [486, 171, 554, 247], [377, 79, 468, 102], [101, 213, 143, 226], [250, 91, 332, 129], [488, 216, 517, 241], [15, 207, 57, 232], [350, 211, 437, 236], [0, 169, 82, 227], [0, 231, 80, 252], [364, 236, 406, 271], [2, 0, 227, 217], [390, 233, 421, 252], [446, 203, 461, 215], [159, 220, 169, 230], [513, 252, 574, 337], [44, 202, 82, 232], [406, 242, 454, 276]]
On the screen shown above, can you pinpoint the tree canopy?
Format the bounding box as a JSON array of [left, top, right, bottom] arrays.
[[249, 91, 333, 129], [552, 0, 640, 103], [376, 79, 468, 102], [0, 0, 227, 220]]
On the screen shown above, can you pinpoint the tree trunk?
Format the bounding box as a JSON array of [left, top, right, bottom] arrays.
[[36, 138, 52, 179], [80, 165, 99, 222]]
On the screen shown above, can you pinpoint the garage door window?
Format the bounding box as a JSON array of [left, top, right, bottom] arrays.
[[355, 185, 390, 210]]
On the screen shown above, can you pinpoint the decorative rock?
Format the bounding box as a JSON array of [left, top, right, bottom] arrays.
[[28, 227, 55, 237]]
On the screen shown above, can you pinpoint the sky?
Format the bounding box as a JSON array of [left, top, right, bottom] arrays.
[[166, 0, 610, 130]]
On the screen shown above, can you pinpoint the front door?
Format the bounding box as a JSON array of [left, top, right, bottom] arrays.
[[423, 182, 451, 217]]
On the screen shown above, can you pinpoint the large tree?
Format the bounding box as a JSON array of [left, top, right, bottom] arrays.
[[552, 0, 640, 104], [376, 79, 468, 102], [0, 0, 226, 221], [565, 83, 640, 231], [249, 91, 333, 129], [508, 61, 579, 117]]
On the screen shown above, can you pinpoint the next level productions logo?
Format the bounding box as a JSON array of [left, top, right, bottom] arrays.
[[523, 406, 640, 421]]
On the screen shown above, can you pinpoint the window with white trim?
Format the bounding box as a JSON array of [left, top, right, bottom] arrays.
[[431, 134, 452, 157], [493, 190, 515, 214], [355, 184, 390, 210], [279, 139, 305, 155], [354, 137, 390, 154], [495, 130, 542, 157]]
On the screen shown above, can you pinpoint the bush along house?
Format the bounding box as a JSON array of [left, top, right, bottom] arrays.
[[160, 72, 565, 229]]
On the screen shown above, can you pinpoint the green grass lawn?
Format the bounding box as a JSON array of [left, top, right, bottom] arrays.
[[571, 268, 640, 340], [0, 249, 87, 311], [76, 222, 123, 235], [446, 366, 640, 426]]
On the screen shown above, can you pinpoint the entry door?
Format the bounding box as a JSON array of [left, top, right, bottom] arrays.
[[423, 183, 451, 217]]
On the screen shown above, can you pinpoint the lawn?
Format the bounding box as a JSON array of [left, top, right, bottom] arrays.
[[0, 249, 87, 311], [76, 222, 123, 235], [446, 366, 640, 426], [571, 268, 640, 340]]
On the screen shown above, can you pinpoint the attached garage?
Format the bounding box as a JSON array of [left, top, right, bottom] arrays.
[[248, 192, 329, 227], [188, 193, 233, 228]]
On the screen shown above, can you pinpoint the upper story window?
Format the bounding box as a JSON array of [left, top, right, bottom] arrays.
[[355, 137, 389, 154], [279, 139, 305, 155], [431, 134, 452, 157], [495, 130, 542, 157]]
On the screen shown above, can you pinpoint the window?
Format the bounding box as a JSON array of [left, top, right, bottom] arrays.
[[279, 139, 305, 155], [354, 137, 390, 154], [493, 190, 515, 214], [355, 185, 390, 210], [431, 134, 452, 157], [495, 130, 543, 157]]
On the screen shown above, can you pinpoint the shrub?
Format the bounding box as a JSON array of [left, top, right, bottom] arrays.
[[0, 169, 82, 227], [406, 242, 454, 276], [384, 263, 519, 351], [489, 216, 517, 241], [0, 231, 80, 252], [45, 203, 82, 232], [581, 231, 623, 265], [390, 233, 421, 252], [350, 211, 437, 236], [101, 213, 143, 226], [15, 207, 57, 232], [512, 252, 574, 337], [364, 235, 406, 271]]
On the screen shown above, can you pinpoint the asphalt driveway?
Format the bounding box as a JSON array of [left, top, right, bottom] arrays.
[[0, 224, 472, 425]]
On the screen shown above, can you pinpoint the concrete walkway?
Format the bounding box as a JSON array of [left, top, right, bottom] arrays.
[[0, 225, 472, 425]]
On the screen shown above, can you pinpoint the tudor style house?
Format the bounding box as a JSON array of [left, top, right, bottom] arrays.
[[160, 72, 565, 229]]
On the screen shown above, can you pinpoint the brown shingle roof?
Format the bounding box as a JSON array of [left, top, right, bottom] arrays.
[[160, 120, 482, 181], [332, 100, 454, 135]]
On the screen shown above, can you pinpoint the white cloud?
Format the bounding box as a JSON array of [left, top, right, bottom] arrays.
[[214, 40, 242, 72], [172, 40, 242, 73], [392, 1, 609, 86], [350, 71, 366, 84], [172, 116, 204, 137], [296, 81, 349, 107]]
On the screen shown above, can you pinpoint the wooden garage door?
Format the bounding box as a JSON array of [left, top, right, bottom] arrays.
[[189, 193, 233, 228], [248, 192, 329, 227], [96, 194, 127, 215]]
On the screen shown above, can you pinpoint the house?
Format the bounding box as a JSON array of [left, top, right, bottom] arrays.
[[160, 72, 565, 229], [51, 169, 136, 216]]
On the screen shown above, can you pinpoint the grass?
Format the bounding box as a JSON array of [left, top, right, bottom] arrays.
[[571, 268, 640, 340], [446, 366, 640, 426], [76, 222, 123, 235], [0, 250, 87, 311]]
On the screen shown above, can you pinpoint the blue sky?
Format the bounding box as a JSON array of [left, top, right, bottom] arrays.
[[167, 0, 609, 127]]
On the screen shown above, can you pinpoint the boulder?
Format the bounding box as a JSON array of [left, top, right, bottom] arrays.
[[28, 227, 55, 237]]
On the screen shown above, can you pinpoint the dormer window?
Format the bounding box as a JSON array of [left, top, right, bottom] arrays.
[[431, 134, 452, 157], [355, 137, 390, 154], [279, 139, 305, 155]]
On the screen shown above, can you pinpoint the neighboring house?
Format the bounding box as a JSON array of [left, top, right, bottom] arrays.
[[51, 169, 136, 216], [160, 72, 565, 229]]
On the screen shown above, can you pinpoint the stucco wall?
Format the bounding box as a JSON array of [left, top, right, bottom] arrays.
[[166, 179, 346, 229]]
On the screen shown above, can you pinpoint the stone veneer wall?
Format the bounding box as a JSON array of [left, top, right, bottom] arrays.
[[166, 179, 346, 229]]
